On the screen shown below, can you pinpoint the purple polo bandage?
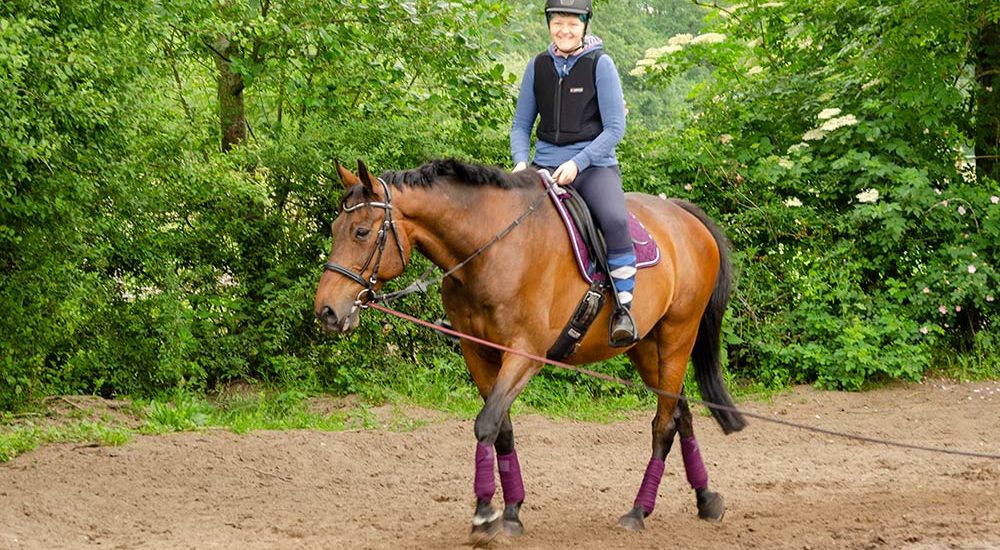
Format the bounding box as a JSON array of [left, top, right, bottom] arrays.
[[497, 449, 525, 504], [633, 457, 665, 516], [680, 436, 709, 490], [474, 442, 496, 501]]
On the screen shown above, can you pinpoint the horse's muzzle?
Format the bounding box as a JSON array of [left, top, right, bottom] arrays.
[[316, 305, 358, 333]]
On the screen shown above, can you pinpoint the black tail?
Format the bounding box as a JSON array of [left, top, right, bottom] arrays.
[[675, 200, 747, 434]]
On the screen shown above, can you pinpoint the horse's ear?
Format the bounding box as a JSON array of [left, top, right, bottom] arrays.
[[335, 160, 360, 189], [356, 159, 376, 194]]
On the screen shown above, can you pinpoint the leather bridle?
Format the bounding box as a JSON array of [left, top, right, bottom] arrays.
[[322, 177, 408, 304]]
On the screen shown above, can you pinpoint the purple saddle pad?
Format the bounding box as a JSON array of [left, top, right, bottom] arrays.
[[546, 182, 661, 284]]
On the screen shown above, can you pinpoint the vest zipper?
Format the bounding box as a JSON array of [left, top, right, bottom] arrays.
[[554, 75, 563, 144]]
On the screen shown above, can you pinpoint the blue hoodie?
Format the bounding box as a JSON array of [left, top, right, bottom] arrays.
[[510, 35, 626, 171]]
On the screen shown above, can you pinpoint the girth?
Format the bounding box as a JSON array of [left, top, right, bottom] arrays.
[[543, 178, 610, 361]]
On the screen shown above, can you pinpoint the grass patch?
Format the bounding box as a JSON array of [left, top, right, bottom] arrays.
[[928, 341, 1000, 381], [0, 421, 132, 462]]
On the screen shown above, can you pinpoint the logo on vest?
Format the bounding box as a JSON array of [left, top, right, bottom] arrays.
[[569, 87, 585, 94]]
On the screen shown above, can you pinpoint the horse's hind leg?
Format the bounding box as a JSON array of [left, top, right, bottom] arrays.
[[618, 329, 693, 531], [675, 394, 726, 521]]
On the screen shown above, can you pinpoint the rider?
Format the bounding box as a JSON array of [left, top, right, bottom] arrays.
[[511, 0, 638, 346]]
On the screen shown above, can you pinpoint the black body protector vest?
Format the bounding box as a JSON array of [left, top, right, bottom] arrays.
[[533, 49, 604, 146]]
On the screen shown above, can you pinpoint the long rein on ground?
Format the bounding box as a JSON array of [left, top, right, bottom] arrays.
[[322, 178, 1000, 461]]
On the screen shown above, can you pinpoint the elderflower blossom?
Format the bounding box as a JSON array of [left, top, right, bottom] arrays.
[[991, 196, 999, 204], [669, 33, 694, 46], [748, 65, 764, 76], [856, 188, 880, 203], [778, 158, 795, 170], [788, 143, 810, 154], [783, 196, 802, 207], [968, 264, 977, 274], [644, 45, 682, 59], [691, 33, 726, 45], [802, 128, 827, 141], [819, 114, 859, 132], [817, 108, 842, 120]]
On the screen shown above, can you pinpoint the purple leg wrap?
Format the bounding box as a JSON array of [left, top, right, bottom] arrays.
[[474, 443, 496, 501], [633, 457, 666, 516], [680, 436, 709, 490], [497, 449, 525, 504]]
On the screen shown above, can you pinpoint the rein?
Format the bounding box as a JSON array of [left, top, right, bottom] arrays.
[[366, 301, 1000, 461], [327, 181, 551, 304]]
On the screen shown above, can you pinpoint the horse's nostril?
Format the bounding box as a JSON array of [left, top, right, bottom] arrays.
[[319, 305, 338, 327]]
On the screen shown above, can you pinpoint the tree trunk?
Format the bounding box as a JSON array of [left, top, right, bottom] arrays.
[[975, 17, 1000, 182], [213, 36, 247, 152]]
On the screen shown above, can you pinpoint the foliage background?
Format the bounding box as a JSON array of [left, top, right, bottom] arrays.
[[1, 0, 997, 411]]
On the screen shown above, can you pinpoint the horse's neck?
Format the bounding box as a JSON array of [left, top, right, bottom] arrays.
[[399, 182, 542, 280]]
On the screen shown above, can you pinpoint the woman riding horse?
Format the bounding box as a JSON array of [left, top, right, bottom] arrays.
[[314, 157, 746, 545], [511, 0, 638, 347]]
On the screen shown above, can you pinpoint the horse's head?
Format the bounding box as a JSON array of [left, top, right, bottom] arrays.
[[314, 160, 411, 333]]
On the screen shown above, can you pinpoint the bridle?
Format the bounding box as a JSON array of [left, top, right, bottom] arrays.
[[322, 171, 552, 306], [322, 177, 408, 303]]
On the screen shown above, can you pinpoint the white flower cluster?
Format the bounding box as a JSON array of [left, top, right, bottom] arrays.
[[819, 114, 859, 132], [856, 188, 880, 203], [783, 196, 802, 207], [690, 33, 727, 45], [669, 34, 694, 46], [817, 108, 841, 120], [797, 107, 859, 142], [631, 33, 725, 76]]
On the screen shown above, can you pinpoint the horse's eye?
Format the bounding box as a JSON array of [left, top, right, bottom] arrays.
[[354, 227, 371, 240]]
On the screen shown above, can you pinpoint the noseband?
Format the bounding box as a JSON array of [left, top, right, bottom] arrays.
[[323, 177, 408, 303]]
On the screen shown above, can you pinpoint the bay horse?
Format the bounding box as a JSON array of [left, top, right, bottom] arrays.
[[314, 159, 746, 544]]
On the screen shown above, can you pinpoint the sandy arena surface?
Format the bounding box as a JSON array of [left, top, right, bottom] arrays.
[[1, 380, 999, 549]]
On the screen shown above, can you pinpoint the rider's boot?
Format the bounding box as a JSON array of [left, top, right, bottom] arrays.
[[608, 248, 639, 347]]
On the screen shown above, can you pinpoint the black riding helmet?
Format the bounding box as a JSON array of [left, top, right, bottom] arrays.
[[545, 0, 593, 38], [545, 0, 593, 22]]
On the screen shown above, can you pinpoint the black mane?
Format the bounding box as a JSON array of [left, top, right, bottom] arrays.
[[380, 159, 536, 190]]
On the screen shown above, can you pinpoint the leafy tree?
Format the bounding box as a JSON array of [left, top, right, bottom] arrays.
[[629, 0, 1000, 388]]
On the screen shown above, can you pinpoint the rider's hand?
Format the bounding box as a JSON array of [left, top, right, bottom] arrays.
[[512, 161, 527, 173], [552, 160, 579, 185]]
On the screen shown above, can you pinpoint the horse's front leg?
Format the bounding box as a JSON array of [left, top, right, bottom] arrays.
[[470, 354, 540, 546]]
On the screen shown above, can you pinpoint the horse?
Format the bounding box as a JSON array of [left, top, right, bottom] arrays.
[[313, 159, 746, 544]]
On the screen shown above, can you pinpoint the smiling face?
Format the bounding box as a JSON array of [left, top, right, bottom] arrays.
[[548, 13, 586, 55]]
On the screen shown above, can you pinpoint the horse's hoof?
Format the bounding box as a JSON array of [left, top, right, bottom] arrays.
[[696, 489, 726, 522], [617, 506, 646, 532], [470, 510, 502, 547], [503, 518, 525, 537]]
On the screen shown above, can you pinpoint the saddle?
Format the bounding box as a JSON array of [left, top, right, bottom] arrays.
[[539, 171, 661, 360]]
